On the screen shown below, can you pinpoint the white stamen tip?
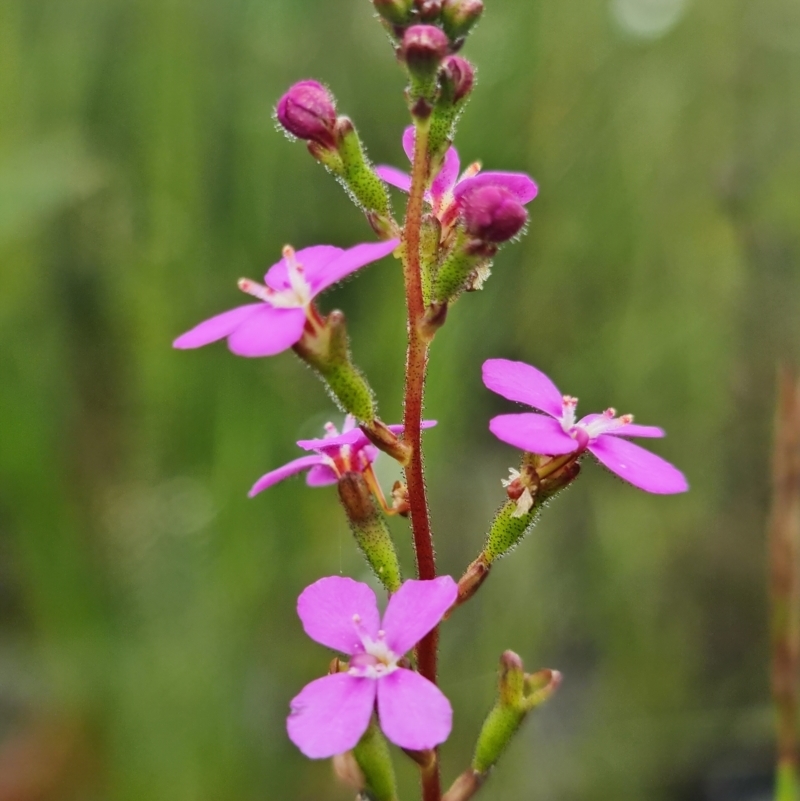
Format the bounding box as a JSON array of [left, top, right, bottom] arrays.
[[604, 407, 616, 418], [562, 395, 578, 408], [620, 414, 633, 425], [378, 630, 385, 639], [352, 614, 361, 623], [282, 244, 296, 260]]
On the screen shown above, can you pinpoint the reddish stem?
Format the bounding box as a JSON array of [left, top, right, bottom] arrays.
[[402, 119, 440, 801]]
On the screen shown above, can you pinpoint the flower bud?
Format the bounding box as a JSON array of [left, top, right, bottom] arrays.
[[461, 185, 528, 243], [372, 0, 414, 25], [399, 25, 450, 78], [276, 81, 337, 150], [415, 0, 443, 20], [439, 55, 475, 104], [441, 0, 484, 41], [352, 718, 399, 801]]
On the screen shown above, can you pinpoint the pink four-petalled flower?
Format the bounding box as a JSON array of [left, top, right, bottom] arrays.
[[248, 415, 436, 498], [173, 240, 398, 358], [375, 127, 538, 231], [483, 359, 688, 494], [287, 575, 457, 758]]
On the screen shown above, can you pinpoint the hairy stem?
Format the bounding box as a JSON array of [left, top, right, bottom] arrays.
[[402, 118, 440, 801]]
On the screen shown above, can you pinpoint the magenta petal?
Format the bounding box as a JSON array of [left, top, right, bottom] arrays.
[[609, 424, 665, 438], [173, 304, 264, 350], [297, 576, 380, 654], [265, 245, 344, 291], [489, 413, 577, 455], [455, 171, 538, 205], [226, 306, 306, 357], [248, 454, 324, 497], [381, 576, 457, 657], [375, 165, 412, 193], [402, 125, 416, 163], [588, 435, 688, 494], [430, 147, 460, 204], [377, 669, 452, 750], [287, 673, 376, 759], [297, 428, 367, 451], [306, 464, 338, 487], [482, 359, 564, 417], [310, 239, 399, 295]]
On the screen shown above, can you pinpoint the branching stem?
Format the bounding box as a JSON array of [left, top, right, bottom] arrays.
[[402, 117, 441, 801]]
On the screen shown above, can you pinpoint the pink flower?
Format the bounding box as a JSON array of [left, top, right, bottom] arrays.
[[375, 127, 537, 231], [483, 359, 688, 494], [248, 415, 436, 498], [287, 575, 457, 758], [173, 240, 398, 358]]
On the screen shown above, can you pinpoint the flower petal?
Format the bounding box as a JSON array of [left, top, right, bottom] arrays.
[[297, 576, 380, 654], [287, 673, 376, 759], [306, 464, 338, 487], [173, 304, 264, 350], [297, 420, 437, 452], [455, 171, 538, 205], [265, 245, 344, 291], [609, 424, 665, 438], [375, 165, 412, 193], [588, 435, 688, 494], [489, 413, 577, 455], [377, 668, 452, 750], [577, 414, 664, 438], [482, 359, 564, 417], [309, 240, 399, 296], [402, 126, 415, 163], [248, 454, 324, 497], [226, 306, 306, 357], [381, 576, 457, 657], [430, 147, 460, 205]]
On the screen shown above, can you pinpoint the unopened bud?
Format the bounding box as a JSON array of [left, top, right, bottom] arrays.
[[373, 0, 414, 25], [441, 0, 484, 41], [498, 650, 525, 706], [439, 55, 475, 103], [352, 718, 399, 801], [399, 25, 450, 78], [461, 185, 528, 243], [276, 80, 337, 150], [415, 0, 443, 20]]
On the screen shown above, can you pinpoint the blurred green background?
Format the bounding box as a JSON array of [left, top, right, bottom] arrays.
[[2, 0, 800, 798]]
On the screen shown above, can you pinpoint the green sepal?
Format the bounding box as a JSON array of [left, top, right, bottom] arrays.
[[338, 473, 402, 594], [472, 652, 560, 776], [433, 229, 495, 303], [420, 214, 442, 306], [482, 500, 538, 564], [353, 718, 399, 801], [336, 118, 395, 238], [294, 310, 378, 424]]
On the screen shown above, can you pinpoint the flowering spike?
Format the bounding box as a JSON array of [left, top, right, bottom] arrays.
[[276, 80, 338, 151]]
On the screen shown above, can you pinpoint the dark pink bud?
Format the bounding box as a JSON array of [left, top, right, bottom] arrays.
[[440, 55, 474, 103], [415, 0, 443, 20], [399, 25, 450, 76], [276, 80, 337, 150], [441, 0, 484, 40], [461, 185, 528, 243]]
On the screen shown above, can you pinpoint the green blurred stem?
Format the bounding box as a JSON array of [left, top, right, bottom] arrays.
[[402, 116, 441, 801]]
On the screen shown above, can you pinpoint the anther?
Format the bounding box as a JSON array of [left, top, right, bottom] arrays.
[[619, 414, 633, 425], [324, 422, 338, 437], [238, 278, 273, 302], [463, 161, 482, 179], [352, 614, 361, 623], [603, 407, 616, 418]]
